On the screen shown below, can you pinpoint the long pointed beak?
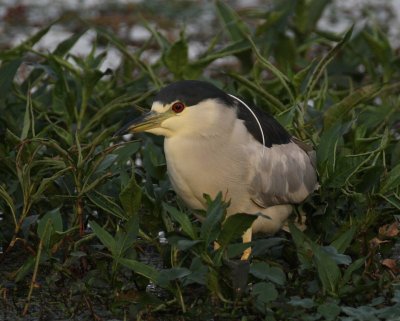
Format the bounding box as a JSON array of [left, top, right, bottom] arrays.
[[114, 111, 172, 137]]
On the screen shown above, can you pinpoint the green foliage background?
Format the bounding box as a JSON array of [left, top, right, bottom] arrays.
[[0, 1, 400, 320]]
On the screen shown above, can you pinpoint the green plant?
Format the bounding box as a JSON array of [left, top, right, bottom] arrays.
[[1, 1, 400, 320]]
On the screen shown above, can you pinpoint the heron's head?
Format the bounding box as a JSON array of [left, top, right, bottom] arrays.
[[118, 80, 236, 138]]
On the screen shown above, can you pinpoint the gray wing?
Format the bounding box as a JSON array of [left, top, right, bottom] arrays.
[[250, 139, 318, 208]]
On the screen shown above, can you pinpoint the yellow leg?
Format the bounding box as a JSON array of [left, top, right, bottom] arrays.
[[240, 228, 252, 260], [214, 241, 220, 251]]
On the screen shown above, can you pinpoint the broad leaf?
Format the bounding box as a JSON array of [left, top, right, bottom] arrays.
[[37, 208, 63, 248], [89, 220, 116, 254], [313, 246, 341, 295], [157, 267, 191, 287], [381, 163, 400, 193], [252, 282, 278, 304], [163, 203, 197, 239], [0, 59, 22, 97], [119, 169, 142, 217], [217, 213, 256, 247], [164, 38, 188, 78], [250, 262, 286, 285], [87, 191, 126, 219], [118, 258, 160, 284], [200, 193, 226, 247], [114, 215, 139, 256], [331, 227, 356, 253], [215, 0, 250, 42]]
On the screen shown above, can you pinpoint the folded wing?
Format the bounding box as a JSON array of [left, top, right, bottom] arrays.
[[249, 139, 318, 208]]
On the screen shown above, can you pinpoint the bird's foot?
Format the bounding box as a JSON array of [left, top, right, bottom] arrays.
[[240, 247, 251, 261], [241, 228, 253, 260]]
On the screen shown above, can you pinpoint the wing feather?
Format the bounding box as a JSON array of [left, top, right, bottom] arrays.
[[249, 140, 318, 208]]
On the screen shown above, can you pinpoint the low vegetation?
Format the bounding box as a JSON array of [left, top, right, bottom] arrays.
[[1, 1, 399, 320]]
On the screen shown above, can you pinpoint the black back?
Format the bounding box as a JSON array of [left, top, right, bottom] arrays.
[[154, 80, 291, 147], [234, 97, 291, 147]]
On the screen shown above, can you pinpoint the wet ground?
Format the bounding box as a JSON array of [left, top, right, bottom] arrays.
[[1, 0, 399, 71]]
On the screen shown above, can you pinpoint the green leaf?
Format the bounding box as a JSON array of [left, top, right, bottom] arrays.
[[0, 185, 17, 226], [82, 68, 107, 92], [293, 63, 313, 94], [251, 238, 286, 257], [274, 33, 297, 69], [314, 246, 341, 294], [318, 302, 341, 321], [342, 306, 380, 321], [326, 155, 366, 188], [176, 239, 202, 251], [331, 227, 356, 253], [206, 267, 221, 295], [163, 203, 197, 239], [340, 257, 366, 288], [82, 94, 149, 136], [114, 215, 139, 256], [81, 171, 111, 195], [31, 167, 71, 203], [142, 140, 166, 179], [157, 267, 191, 287], [87, 191, 126, 219], [37, 208, 63, 235], [0, 59, 22, 97], [317, 122, 349, 172], [118, 258, 160, 284], [14, 257, 35, 283], [185, 257, 208, 285], [288, 221, 312, 266], [96, 27, 161, 87], [164, 38, 188, 78], [247, 36, 295, 102], [119, 169, 142, 217], [51, 125, 73, 145], [215, 0, 250, 42], [217, 213, 256, 247], [228, 72, 286, 112], [200, 193, 226, 247], [289, 296, 315, 309], [290, 222, 341, 294], [192, 40, 251, 67], [306, 0, 331, 32], [21, 91, 32, 140], [143, 21, 170, 51], [381, 163, 400, 193], [19, 23, 54, 49], [94, 154, 118, 174], [37, 208, 63, 247], [53, 29, 87, 56], [89, 220, 116, 254], [362, 29, 392, 72], [321, 246, 352, 265], [227, 242, 255, 258], [250, 262, 286, 285], [305, 26, 353, 101], [252, 282, 278, 304], [114, 141, 141, 163], [323, 83, 383, 128], [379, 194, 400, 211]]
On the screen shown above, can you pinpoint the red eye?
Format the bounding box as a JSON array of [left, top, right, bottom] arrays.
[[172, 102, 185, 113]]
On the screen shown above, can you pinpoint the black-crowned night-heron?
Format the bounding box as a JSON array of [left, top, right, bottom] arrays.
[[120, 80, 317, 260]]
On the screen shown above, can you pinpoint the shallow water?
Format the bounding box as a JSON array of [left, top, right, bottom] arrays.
[[1, 0, 399, 72]]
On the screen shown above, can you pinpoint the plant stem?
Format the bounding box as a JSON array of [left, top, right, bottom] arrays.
[[175, 282, 186, 313], [23, 231, 45, 315]]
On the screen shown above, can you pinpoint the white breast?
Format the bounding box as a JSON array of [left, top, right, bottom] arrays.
[[163, 120, 253, 213]]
